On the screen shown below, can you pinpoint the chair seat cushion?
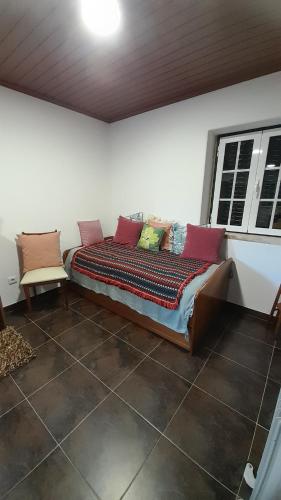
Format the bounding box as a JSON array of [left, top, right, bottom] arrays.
[[20, 267, 68, 285]]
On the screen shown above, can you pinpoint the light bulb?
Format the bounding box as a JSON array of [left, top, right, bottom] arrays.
[[81, 0, 121, 37]]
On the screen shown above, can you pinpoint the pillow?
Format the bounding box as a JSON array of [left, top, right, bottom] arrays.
[[147, 218, 172, 250], [78, 220, 103, 246], [172, 223, 187, 254], [19, 232, 63, 273], [113, 216, 144, 246], [181, 224, 225, 264], [137, 224, 165, 252], [128, 212, 143, 222]]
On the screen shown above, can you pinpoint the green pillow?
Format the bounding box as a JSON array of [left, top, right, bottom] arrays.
[[137, 224, 165, 252]]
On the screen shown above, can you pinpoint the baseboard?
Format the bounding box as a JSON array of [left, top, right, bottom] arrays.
[[3, 286, 63, 312], [5, 287, 270, 322], [226, 301, 270, 321]]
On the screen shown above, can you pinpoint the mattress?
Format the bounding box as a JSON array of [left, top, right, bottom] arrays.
[[65, 248, 218, 337]]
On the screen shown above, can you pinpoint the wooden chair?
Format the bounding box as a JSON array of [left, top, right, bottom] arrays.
[[270, 284, 281, 338], [19, 231, 68, 313], [21, 268, 68, 312]]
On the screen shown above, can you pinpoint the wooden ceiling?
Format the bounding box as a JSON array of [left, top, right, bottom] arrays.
[[0, 0, 281, 123]]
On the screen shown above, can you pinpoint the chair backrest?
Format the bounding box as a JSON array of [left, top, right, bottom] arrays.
[[22, 230, 57, 235]]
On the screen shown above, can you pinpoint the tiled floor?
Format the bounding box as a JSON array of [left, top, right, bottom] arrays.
[[1, 290, 280, 500]]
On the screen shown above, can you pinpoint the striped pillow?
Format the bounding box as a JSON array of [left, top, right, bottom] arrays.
[[172, 223, 187, 254]]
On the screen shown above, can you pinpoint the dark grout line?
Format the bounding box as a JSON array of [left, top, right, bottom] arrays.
[[111, 340, 163, 392], [256, 422, 270, 433], [97, 327, 164, 359], [0, 375, 26, 421], [236, 342, 275, 498], [16, 294, 83, 325], [145, 347, 209, 383], [1, 445, 60, 500], [163, 433, 237, 497], [16, 313, 237, 499], [228, 327, 276, 348], [68, 304, 103, 320], [4, 316, 115, 403], [65, 304, 132, 339], [119, 327, 237, 499], [1, 312, 225, 421], [192, 383, 260, 426], [0, 398, 25, 420], [207, 347, 270, 379], [3, 308, 267, 499], [33, 310, 86, 335], [25, 361, 78, 399], [6, 375, 102, 500]]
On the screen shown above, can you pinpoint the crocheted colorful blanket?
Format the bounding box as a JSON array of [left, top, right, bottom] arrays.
[[71, 239, 211, 310]]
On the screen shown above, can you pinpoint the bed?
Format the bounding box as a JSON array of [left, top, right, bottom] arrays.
[[63, 238, 232, 354]]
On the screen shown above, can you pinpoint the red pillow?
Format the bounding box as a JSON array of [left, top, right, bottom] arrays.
[[181, 224, 225, 263], [113, 216, 144, 246]]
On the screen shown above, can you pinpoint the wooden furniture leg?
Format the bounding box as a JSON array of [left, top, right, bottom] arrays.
[[270, 284, 281, 336], [23, 285, 32, 312], [0, 296, 6, 330], [270, 285, 281, 317], [275, 304, 281, 338], [61, 280, 68, 310]]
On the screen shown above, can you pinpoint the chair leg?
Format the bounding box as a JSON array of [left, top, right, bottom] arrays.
[[270, 285, 281, 317], [61, 280, 68, 311], [275, 310, 281, 339], [23, 285, 32, 312]]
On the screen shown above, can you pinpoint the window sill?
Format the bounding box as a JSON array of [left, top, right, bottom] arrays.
[[225, 232, 281, 245]]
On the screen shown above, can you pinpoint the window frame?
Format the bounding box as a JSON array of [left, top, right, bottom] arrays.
[[210, 128, 281, 237]]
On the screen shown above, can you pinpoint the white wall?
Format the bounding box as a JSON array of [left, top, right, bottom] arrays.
[[109, 72, 281, 313], [1, 73, 281, 313], [0, 86, 109, 306]]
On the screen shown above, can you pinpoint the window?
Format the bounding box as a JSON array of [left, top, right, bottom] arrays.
[[211, 128, 281, 236]]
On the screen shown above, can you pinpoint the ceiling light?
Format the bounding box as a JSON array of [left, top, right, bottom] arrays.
[[81, 0, 121, 37]]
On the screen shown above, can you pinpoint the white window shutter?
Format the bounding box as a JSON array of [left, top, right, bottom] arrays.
[[211, 132, 262, 232], [248, 129, 281, 236]]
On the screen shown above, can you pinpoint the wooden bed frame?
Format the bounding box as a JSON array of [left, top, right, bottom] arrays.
[[63, 248, 232, 354]]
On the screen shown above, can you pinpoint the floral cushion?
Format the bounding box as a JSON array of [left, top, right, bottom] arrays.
[[147, 218, 172, 250], [137, 224, 165, 252]]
